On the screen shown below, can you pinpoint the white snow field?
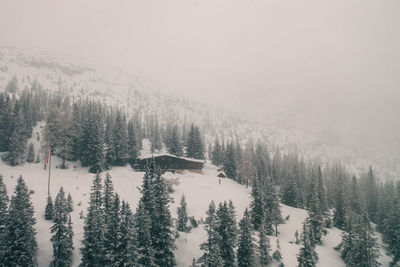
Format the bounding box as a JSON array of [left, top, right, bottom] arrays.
[[0, 124, 392, 266]]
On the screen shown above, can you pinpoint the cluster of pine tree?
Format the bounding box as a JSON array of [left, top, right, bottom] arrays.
[[0, 81, 43, 165], [197, 201, 280, 267], [50, 187, 74, 266], [0, 175, 38, 266], [43, 97, 142, 173], [197, 200, 238, 266], [81, 160, 176, 266], [80, 172, 138, 266]]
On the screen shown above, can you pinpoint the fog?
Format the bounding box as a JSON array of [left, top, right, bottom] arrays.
[[0, 0, 399, 155]]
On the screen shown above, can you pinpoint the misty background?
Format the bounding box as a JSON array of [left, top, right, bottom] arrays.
[[0, 0, 399, 161]]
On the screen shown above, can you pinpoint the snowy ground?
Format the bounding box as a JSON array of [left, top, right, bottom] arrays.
[[0, 126, 392, 267]]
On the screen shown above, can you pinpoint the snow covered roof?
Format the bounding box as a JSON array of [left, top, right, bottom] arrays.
[[138, 153, 206, 163], [217, 171, 227, 177]]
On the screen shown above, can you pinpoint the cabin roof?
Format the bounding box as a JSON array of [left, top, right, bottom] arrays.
[[138, 153, 205, 164], [217, 171, 226, 177]]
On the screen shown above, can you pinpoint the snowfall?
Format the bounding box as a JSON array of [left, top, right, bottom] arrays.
[[0, 123, 392, 267]]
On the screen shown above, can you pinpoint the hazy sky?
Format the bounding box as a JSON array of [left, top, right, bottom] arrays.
[[0, 0, 399, 150]]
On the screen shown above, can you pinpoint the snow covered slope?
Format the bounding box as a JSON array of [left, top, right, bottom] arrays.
[[0, 126, 392, 267]]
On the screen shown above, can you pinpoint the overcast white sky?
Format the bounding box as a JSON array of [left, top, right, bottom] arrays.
[[0, 0, 399, 150]]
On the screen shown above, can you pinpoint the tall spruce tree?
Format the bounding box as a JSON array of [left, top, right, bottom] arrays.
[[216, 201, 238, 267], [113, 111, 128, 166], [382, 198, 400, 265], [0, 175, 9, 263], [167, 125, 183, 156], [104, 193, 121, 266], [134, 200, 156, 267], [116, 201, 138, 266], [4, 176, 37, 266], [45, 195, 55, 221], [337, 212, 380, 267], [27, 143, 35, 163], [258, 219, 272, 267], [5, 106, 27, 166], [223, 143, 237, 180], [199, 201, 224, 267], [211, 139, 224, 167], [137, 159, 175, 266], [306, 177, 325, 245], [365, 167, 378, 223], [80, 173, 105, 266], [177, 195, 189, 232], [237, 208, 255, 267], [104, 112, 116, 169], [81, 108, 105, 173], [297, 222, 318, 267], [50, 187, 74, 267], [127, 119, 138, 165], [333, 172, 346, 230], [151, 162, 176, 266], [186, 124, 204, 159], [250, 177, 265, 231]]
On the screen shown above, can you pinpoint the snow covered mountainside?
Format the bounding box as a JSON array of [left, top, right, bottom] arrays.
[[0, 46, 399, 181], [0, 123, 392, 266]]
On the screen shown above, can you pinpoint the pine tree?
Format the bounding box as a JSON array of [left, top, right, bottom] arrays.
[[80, 173, 105, 266], [4, 106, 27, 166], [316, 167, 328, 216], [81, 108, 105, 173], [337, 212, 380, 267], [223, 143, 237, 180], [297, 223, 318, 267], [116, 201, 138, 266], [333, 172, 346, 230], [211, 139, 224, 167], [365, 167, 378, 223], [306, 179, 325, 245], [167, 125, 183, 156], [67, 193, 73, 213], [134, 200, 156, 267], [263, 176, 281, 236], [258, 219, 272, 267], [104, 112, 116, 169], [216, 201, 238, 267], [186, 124, 204, 159], [177, 195, 189, 232], [136, 159, 176, 266], [5, 75, 19, 94], [237, 208, 255, 267], [0, 94, 13, 152], [250, 177, 265, 231], [0, 175, 9, 263], [151, 162, 176, 267], [199, 201, 224, 267], [282, 175, 298, 207], [127, 119, 138, 165], [382, 199, 400, 265], [272, 239, 282, 262], [113, 111, 128, 166], [27, 143, 35, 162], [356, 213, 380, 267], [45, 195, 55, 220], [104, 193, 121, 266], [4, 176, 37, 266], [50, 187, 74, 267]]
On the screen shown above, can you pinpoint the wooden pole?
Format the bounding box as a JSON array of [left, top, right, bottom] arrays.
[[47, 145, 51, 195]]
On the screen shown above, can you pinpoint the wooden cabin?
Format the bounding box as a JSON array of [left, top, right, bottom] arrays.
[[134, 153, 205, 172]]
